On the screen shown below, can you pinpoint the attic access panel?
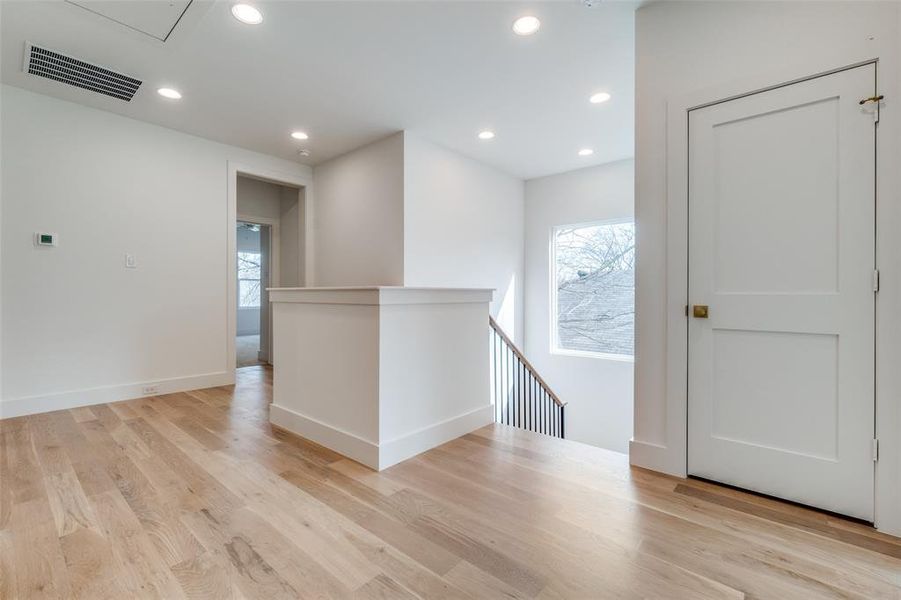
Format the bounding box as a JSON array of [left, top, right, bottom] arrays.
[[66, 0, 193, 42]]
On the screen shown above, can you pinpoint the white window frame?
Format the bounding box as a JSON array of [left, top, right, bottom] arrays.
[[549, 217, 635, 363], [237, 250, 263, 309]]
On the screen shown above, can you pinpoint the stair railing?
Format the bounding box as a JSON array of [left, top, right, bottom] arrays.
[[489, 316, 566, 438]]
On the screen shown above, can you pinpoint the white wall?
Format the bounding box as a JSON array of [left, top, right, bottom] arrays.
[[279, 185, 303, 287], [0, 85, 311, 416], [633, 1, 901, 534], [312, 132, 405, 287], [524, 160, 634, 453], [237, 176, 283, 221], [403, 133, 524, 341]]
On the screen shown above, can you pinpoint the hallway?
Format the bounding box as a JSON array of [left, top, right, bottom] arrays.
[[236, 334, 263, 368]]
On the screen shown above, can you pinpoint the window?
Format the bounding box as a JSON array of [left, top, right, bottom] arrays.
[[238, 251, 262, 308], [552, 220, 635, 359]]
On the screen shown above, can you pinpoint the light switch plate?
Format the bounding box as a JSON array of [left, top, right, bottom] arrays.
[[125, 253, 137, 269]]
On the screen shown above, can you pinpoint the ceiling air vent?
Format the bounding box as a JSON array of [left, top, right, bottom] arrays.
[[23, 42, 142, 102]]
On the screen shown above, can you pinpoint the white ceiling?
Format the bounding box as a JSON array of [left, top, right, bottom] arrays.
[[1, 1, 635, 179]]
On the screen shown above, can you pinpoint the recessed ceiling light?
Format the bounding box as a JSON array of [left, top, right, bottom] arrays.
[[512, 16, 540, 36], [578, 148, 594, 156], [478, 130, 495, 140], [157, 87, 182, 100], [291, 131, 309, 140], [231, 3, 263, 25], [590, 92, 611, 104]]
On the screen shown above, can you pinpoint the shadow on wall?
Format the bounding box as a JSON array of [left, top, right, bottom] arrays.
[[496, 275, 517, 341]]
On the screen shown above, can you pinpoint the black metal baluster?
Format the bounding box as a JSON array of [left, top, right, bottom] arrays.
[[510, 349, 515, 427], [521, 360, 526, 431], [560, 405, 565, 439], [520, 357, 524, 429], [502, 336, 507, 425], [532, 375, 536, 433], [518, 355, 523, 429], [530, 376, 534, 433], [545, 391, 549, 436], [518, 356, 523, 429], [527, 366, 531, 432], [504, 340, 508, 426], [511, 348, 517, 427], [497, 333, 502, 424], [545, 390, 549, 436], [528, 370, 533, 432], [548, 392, 552, 436], [543, 389, 547, 435], [495, 332, 500, 424], [494, 332, 499, 423], [541, 387, 545, 435], [556, 404, 561, 438], [553, 406, 557, 436], [548, 394, 557, 435], [512, 352, 517, 428]]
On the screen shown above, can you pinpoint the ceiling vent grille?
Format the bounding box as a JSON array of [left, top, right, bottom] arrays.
[[23, 42, 142, 102]]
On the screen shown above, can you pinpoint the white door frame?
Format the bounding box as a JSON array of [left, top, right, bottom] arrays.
[[634, 56, 901, 536], [227, 161, 314, 382]]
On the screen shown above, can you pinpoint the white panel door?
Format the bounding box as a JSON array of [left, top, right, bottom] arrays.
[[687, 64, 876, 521]]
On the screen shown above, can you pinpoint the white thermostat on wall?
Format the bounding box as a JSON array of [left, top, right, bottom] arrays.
[[34, 232, 58, 247]]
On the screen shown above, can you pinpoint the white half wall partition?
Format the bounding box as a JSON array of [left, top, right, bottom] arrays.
[[269, 287, 494, 470]]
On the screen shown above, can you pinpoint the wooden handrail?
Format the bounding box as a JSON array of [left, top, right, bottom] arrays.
[[489, 316, 567, 408]]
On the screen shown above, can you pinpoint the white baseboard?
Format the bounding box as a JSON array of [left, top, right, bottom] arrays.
[[378, 404, 493, 470], [270, 403, 379, 468], [629, 438, 687, 478], [269, 403, 493, 471], [0, 371, 234, 419]]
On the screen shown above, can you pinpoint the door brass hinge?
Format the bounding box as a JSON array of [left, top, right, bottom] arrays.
[[859, 95, 884, 105], [872, 439, 879, 462], [874, 269, 880, 292], [860, 95, 883, 123]]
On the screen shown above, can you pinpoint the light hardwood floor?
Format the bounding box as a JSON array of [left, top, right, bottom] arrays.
[[1, 366, 899, 599]]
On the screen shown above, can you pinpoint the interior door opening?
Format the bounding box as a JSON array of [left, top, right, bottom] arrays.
[[237, 221, 270, 368], [234, 173, 304, 370]]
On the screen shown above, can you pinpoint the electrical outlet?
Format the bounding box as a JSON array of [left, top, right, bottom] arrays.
[[141, 384, 159, 396]]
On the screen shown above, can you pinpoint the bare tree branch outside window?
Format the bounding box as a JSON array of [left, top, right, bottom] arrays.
[[554, 221, 635, 356], [238, 252, 262, 308]]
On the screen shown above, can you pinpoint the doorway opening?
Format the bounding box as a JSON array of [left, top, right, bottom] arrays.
[[234, 174, 304, 370], [236, 221, 269, 367]]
